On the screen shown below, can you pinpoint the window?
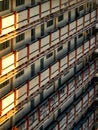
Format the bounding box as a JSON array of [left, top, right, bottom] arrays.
[[16, 0, 24, 6], [89, 2, 92, 10], [0, 41, 9, 50], [0, 80, 9, 88], [16, 33, 24, 43], [31, 28, 35, 41], [57, 46, 63, 52], [68, 11, 71, 21], [78, 33, 83, 38], [0, 0, 9, 11], [92, 26, 95, 35], [58, 14, 64, 22], [74, 37, 77, 45], [68, 41, 70, 51], [89, 28, 91, 37], [93, 2, 96, 10], [41, 24, 44, 36], [47, 19, 53, 27], [87, 2, 90, 11], [31, 64, 35, 77], [87, 2, 89, 8], [41, 0, 46, 2], [75, 8, 79, 18], [46, 52, 53, 59], [79, 5, 83, 11], [86, 30, 90, 38], [31, 0, 35, 5], [15, 70, 24, 79], [58, 78, 61, 86], [40, 58, 44, 70]]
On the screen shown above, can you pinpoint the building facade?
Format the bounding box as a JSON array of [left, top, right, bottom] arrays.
[[0, 0, 98, 130]]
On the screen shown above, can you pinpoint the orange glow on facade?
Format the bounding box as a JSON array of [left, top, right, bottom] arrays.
[[0, 0, 98, 130]]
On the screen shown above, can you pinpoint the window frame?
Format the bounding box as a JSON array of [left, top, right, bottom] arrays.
[[15, 70, 24, 79], [0, 0, 9, 11], [16, 33, 25, 43], [16, 0, 25, 6], [46, 52, 53, 59], [58, 14, 64, 22], [47, 19, 53, 27], [78, 33, 83, 38], [79, 5, 84, 11], [0, 80, 9, 88], [57, 46, 63, 52], [0, 41, 10, 51]]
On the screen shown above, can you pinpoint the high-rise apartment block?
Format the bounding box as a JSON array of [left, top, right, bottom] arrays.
[[0, 0, 98, 130]]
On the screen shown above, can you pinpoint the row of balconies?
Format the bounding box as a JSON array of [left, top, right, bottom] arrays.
[[0, 34, 94, 97], [0, 23, 96, 128], [1, 0, 85, 16], [0, 20, 96, 77], [0, 1, 97, 130], [0, 1, 96, 37], [12, 84, 97, 130], [0, 10, 96, 58], [0, 53, 84, 105], [73, 110, 96, 130], [0, 60, 97, 128], [1, 0, 96, 16], [0, 35, 96, 98], [47, 102, 97, 130]]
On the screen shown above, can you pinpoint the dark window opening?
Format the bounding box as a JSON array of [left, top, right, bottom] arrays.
[[79, 5, 83, 11], [58, 15, 64, 22], [15, 70, 24, 79], [78, 33, 83, 38], [57, 46, 63, 52], [31, 64, 35, 77], [0, 0, 9, 11], [16, 0, 25, 6], [0, 80, 9, 88], [46, 52, 53, 59], [31, 0, 35, 5], [47, 20, 53, 27], [0, 41, 10, 50], [31, 28, 35, 41], [16, 33, 24, 43]]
